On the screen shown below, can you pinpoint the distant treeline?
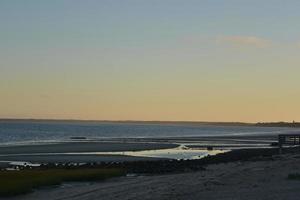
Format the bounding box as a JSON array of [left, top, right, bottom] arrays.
[[255, 122, 300, 128]]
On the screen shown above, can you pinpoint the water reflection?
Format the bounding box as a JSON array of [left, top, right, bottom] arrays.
[[122, 147, 225, 160], [74, 145, 227, 160]]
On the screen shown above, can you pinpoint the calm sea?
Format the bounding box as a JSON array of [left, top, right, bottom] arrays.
[[0, 121, 298, 146]]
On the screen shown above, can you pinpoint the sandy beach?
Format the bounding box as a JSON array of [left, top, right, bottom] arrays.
[[5, 152, 300, 200]]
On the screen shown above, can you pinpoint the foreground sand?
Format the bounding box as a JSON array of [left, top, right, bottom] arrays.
[[7, 153, 300, 200]]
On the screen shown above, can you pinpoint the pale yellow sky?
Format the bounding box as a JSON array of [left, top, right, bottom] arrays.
[[1, 51, 300, 122]]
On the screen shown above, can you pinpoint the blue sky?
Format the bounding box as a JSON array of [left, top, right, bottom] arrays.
[[1, 0, 300, 47]]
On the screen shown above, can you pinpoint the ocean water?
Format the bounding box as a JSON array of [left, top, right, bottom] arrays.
[[0, 120, 298, 146]]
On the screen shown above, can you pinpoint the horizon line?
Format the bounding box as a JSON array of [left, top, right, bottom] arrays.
[[0, 118, 298, 124]]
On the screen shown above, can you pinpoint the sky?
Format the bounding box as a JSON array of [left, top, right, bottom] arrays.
[[0, 0, 300, 122]]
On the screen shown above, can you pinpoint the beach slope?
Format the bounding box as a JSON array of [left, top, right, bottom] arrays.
[[7, 153, 300, 200]]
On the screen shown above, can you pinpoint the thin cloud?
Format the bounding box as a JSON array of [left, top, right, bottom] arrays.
[[217, 35, 271, 48]]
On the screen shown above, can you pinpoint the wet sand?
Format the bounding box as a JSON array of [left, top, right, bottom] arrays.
[[0, 142, 178, 155], [120, 134, 278, 145], [0, 154, 163, 163], [0, 135, 277, 163], [0, 142, 177, 163]]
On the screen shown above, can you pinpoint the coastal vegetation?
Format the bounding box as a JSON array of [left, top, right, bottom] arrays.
[[0, 168, 125, 197]]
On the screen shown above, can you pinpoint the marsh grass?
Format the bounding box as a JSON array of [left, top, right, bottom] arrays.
[[0, 168, 124, 197]]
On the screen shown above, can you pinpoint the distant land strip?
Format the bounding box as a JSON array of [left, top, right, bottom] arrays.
[[255, 122, 300, 128], [0, 118, 300, 128]]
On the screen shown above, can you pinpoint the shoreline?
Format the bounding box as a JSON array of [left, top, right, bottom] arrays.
[[0, 135, 280, 165], [0, 141, 178, 165]]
